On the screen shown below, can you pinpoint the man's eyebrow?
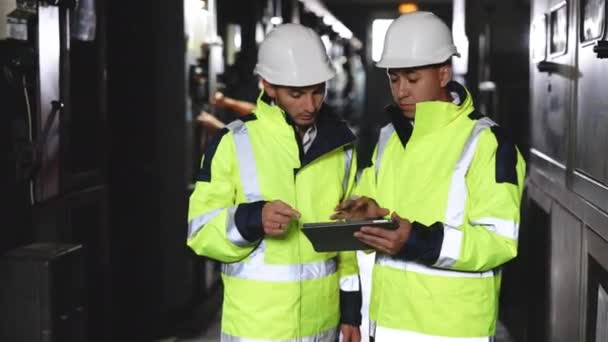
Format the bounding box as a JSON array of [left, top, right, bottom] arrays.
[[388, 69, 418, 76]]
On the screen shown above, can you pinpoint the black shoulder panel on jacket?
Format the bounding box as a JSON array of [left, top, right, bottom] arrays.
[[360, 157, 373, 170], [197, 127, 230, 182], [239, 113, 258, 122], [358, 129, 379, 170], [490, 126, 518, 185], [385, 104, 413, 148], [468, 110, 485, 120]]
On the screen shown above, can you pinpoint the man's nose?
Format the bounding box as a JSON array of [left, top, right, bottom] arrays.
[[398, 81, 410, 98], [303, 94, 316, 112]]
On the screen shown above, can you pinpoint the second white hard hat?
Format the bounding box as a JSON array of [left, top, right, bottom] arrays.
[[377, 11, 460, 69], [254, 23, 336, 87]]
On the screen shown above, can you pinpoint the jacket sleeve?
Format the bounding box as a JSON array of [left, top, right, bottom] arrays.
[[351, 144, 378, 200], [399, 129, 526, 272], [338, 251, 362, 325], [338, 147, 362, 325], [351, 145, 381, 259], [187, 130, 265, 263]]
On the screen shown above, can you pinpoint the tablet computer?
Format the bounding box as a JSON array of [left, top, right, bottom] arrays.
[[301, 219, 398, 252]]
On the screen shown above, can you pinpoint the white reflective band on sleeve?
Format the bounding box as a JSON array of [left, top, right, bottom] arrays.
[[188, 208, 222, 238], [440, 117, 495, 267], [339, 274, 360, 292], [342, 147, 354, 199], [223, 120, 263, 246], [222, 241, 337, 282], [434, 224, 464, 268], [471, 217, 519, 240], [225, 206, 255, 246], [221, 327, 338, 342], [369, 320, 377, 338], [445, 117, 495, 227], [375, 124, 395, 179], [375, 325, 492, 342], [228, 120, 263, 203], [376, 254, 494, 278]]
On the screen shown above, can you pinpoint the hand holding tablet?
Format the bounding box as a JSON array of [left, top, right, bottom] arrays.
[[301, 219, 399, 252]]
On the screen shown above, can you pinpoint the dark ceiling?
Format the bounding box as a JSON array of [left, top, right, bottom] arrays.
[[323, 0, 452, 4]]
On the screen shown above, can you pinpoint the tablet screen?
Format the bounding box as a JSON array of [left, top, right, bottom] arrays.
[[301, 219, 397, 252]]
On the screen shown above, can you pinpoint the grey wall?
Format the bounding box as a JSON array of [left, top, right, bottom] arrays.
[[0, 0, 17, 39]]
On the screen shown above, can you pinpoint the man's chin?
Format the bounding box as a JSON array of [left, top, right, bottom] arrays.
[[401, 109, 415, 119], [295, 116, 316, 126]]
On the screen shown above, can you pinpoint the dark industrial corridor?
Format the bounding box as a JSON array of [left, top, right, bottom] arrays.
[[1, 0, 607, 341]]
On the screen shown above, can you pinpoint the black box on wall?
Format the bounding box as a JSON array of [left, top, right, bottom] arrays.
[[0, 243, 86, 342]]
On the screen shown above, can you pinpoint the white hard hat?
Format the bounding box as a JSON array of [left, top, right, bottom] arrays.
[[376, 11, 460, 69], [254, 23, 336, 87]]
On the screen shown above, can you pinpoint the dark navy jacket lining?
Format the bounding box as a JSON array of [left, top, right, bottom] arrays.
[[398, 221, 444, 265], [385, 104, 413, 148], [490, 126, 519, 185], [340, 287, 362, 325], [234, 200, 267, 242], [196, 127, 230, 182]]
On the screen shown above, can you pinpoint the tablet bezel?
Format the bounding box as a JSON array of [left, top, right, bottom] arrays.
[[301, 219, 398, 252]]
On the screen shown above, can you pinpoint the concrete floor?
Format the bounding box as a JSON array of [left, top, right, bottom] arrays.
[[156, 313, 220, 342], [159, 317, 515, 342]]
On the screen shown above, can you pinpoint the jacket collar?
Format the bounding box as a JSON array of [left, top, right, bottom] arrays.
[[255, 91, 289, 130], [386, 81, 475, 147], [255, 90, 356, 169], [385, 104, 414, 148], [301, 105, 356, 168]]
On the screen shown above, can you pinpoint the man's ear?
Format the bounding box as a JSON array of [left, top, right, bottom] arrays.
[[438, 64, 452, 88], [262, 79, 276, 98]]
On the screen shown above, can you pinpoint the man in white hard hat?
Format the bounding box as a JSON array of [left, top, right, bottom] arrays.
[[333, 11, 526, 341], [188, 23, 361, 341]]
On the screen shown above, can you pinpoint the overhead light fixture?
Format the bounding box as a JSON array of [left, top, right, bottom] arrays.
[[399, 3, 418, 14], [299, 0, 354, 40], [452, 0, 469, 77], [321, 34, 331, 52], [255, 22, 265, 44], [372, 19, 394, 62], [270, 16, 283, 25], [323, 15, 336, 26]]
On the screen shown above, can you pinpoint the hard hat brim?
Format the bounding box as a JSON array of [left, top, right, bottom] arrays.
[[376, 52, 461, 69]]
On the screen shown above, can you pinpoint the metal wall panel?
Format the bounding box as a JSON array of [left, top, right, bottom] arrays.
[[526, 0, 608, 340], [585, 228, 608, 342], [36, 5, 61, 201], [573, 0, 608, 213], [576, 35, 608, 184], [549, 203, 584, 342], [595, 286, 608, 342], [501, 188, 552, 342], [527, 161, 608, 341], [530, 0, 577, 167]]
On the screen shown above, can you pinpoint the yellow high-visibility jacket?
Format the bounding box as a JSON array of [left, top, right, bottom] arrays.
[[356, 81, 526, 341], [188, 92, 361, 341]]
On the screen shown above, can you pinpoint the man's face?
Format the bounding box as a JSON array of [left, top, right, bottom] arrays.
[[387, 64, 451, 118], [264, 82, 326, 127]]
